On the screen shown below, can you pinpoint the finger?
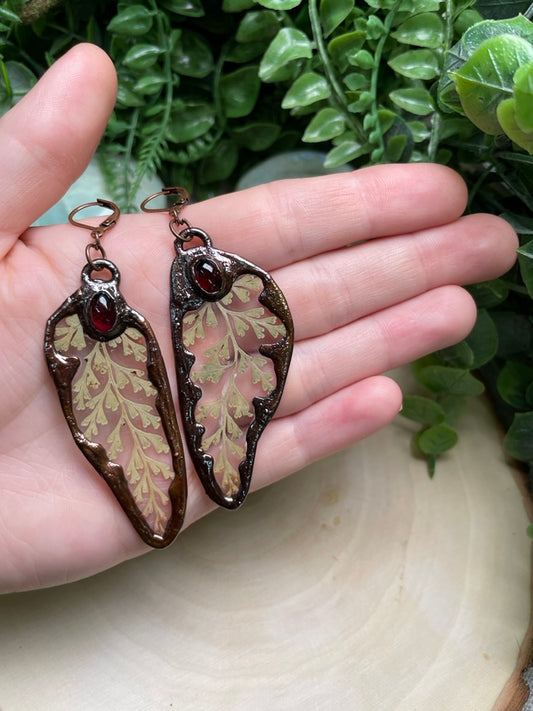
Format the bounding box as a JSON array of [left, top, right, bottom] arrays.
[[0, 43, 117, 253], [250, 376, 403, 495], [22, 164, 468, 316], [278, 285, 477, 418], [276, 212, 518, 340], [183, 163, 469, 269]]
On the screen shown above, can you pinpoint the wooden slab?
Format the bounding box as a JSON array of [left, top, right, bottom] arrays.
[[0, 370, 531, 710]]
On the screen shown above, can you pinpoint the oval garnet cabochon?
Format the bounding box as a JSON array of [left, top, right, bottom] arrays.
[[89, 292, 117, 333], [192, 258, 223, 295]]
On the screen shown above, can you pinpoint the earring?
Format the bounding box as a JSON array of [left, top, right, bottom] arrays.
[[141, 188, 294, 509], [44, 200, 187, 548]]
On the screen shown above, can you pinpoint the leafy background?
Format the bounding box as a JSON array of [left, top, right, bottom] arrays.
[[2, 0, 533, 493]]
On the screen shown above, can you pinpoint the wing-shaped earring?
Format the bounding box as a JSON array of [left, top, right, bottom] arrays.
[[141, 188, 294, 509], [44, 199, 187, 547]]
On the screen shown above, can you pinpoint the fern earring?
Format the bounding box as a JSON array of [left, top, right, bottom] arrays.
[[44, 199, 187, 548], [141, 187, 294, 509]]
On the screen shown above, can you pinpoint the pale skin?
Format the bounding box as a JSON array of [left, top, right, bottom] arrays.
[[0, 44, 518, 593]]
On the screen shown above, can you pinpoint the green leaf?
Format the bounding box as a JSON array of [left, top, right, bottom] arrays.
[[467, 279, 509, 308], [493, 311, 532, 358], [389, 87, 435, 115], [503, 211, 533, 235], [391, 13, 444, 49], [398, 0, 441, 11], [236, 10, 280, 43], [401, 395, 446, 425], [282, 72, 330, 109], [417, 365, 485, 396], [223, 0, 254, 9], [198, 140, 239, 183], [320, 0, 354, 38], [328, 31, 366, 71], [388, 49, 440, 80], [324, 140, 365, 167], [438, 15, 533, 115], [439, 394, 467, 426], [166, 102, 215, 143], [123, 44, 163, 70], [382, 113, 413, 161], [434, 340, 474, 369], [232, 121, 281, 150], [349, 49, 375, 70], [220, 65, 261, 118], [464, 309, 499, 368], [439, 116, 476, 140], [107, 6, 153, 36], [386, 133, 408, 161], [517, 239, 533, 297], [452, 35, 533, 135], [256, 0, 302, 7], [377, 108, 397, 134], [116, 82, 146, 108], [226, 41, 267, 63], [497, 361, 533, 409], [133, 74, 166, 95], [504, 411, 533, 462], [259, 28, 313, 82], [408, 120, 431, 142], [496, 98, 533, 155], [159, 0, 205, 15], [0, 61, 36, 115], [415, 424, 458, 456], [365, 0, 397, 7], [475, 0, 532, 20], [366, 15, 386, 40], [348, 90, 373, 112], [0, 7, 21, 24], [454, 9, 485, 36], [171, 32, 214, 78], [513, 62, 533, 134], [302, 107, 346, 142], [343, 72, 368, 91]]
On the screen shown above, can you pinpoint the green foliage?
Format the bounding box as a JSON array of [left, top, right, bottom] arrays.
[[415, 424, 458, 477], [3, 0, 533, 478]]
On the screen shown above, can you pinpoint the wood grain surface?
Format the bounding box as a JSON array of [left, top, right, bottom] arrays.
[[1, 370, 531, 711]]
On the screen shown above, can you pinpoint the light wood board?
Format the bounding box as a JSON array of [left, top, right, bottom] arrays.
[[1, 371, 531, 710]]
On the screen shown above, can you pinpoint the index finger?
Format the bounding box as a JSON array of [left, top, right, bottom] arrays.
[[183, 163, 469, 270]]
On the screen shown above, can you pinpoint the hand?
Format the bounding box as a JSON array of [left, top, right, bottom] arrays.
[[0, 44, 517, 593]]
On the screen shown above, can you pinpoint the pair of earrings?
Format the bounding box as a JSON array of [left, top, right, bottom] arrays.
[[44, 189, 293, 548]]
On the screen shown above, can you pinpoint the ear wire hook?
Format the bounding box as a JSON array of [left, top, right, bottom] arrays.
[[140, 187, 190, 215], [140, 187, 192, 242], [68, 198, 120, 269]]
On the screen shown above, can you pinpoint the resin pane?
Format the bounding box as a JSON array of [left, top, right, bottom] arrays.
[[182, 275, 286, 497], [54, 315, 174, 536]]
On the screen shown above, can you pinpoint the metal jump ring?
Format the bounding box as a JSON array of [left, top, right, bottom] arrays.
[[85, 242, 107, 269], [169, 217, 193, 241]]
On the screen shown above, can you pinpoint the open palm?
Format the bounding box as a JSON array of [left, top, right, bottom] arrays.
[[0, 45, 517, 592]]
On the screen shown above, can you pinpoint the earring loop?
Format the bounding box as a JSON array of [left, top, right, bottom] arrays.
[[68, 198, 120, 270], [140, 187, 190, 214], [68, 198, 120, 237]]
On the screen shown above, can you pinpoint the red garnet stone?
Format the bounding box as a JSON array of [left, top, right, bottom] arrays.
[[89, 292, 116, 333], [193, 258, 222, 294]]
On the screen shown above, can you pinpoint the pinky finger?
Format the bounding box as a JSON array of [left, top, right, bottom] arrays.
[[252, 375, 403, 492]]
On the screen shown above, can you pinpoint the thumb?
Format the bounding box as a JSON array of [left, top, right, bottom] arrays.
[[0, 43, 117, 256]]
